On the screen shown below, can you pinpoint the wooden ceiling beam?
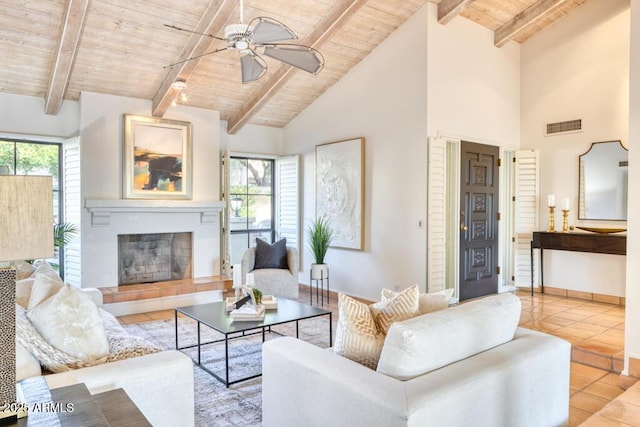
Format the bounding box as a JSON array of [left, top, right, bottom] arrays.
[[152, 0, 236, 117], [438, 0, 478, 25], [44, 0, 89, 115], [226, 0, 368, 135], [494, 0, 571, 47]]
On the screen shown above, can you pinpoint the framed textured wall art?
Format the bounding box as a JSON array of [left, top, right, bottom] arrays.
[[316, 137, 365, 250], [123, 114, 192, 200]]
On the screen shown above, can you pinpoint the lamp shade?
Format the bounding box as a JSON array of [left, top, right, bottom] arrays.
[[0, 175, 54, 261]]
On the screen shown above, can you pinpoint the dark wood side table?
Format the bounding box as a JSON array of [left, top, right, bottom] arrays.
[[13, 377, 150, 426], [530, 231, 627, 295]]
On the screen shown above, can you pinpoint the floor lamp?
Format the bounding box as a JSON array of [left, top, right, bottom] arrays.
[[0, 176, 53, 423]]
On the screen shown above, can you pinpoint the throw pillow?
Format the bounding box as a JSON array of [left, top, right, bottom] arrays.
[[333, 293, 384, 370], [254, 237, 288, 269], [27, 272, 64, 310], [15, 278, 35, 309], [27, 284, 110, 362], [381, 287, 453, 315], [370, 285, 420, 334], [12, 260, 35, 280]]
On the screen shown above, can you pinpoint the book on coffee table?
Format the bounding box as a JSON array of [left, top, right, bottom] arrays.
[[230, 304, 266, 321]]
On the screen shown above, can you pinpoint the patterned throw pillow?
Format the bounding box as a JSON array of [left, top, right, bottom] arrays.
[[254, 237, 288, 269], [381, 286, 453, 315], [370, 285, 420, 334], [333, 294, 384, 370]]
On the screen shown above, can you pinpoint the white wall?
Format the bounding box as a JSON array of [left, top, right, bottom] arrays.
[[625, 0, 640, 370], [283, 3, 520, 301], [521, 0, 629, 296], [427, 5, 521, 147], [0, 92, 79, 138], [79, 92, 222, 287]]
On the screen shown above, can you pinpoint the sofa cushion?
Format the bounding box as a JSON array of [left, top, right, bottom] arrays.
[[381, 287, 453, 315], [333, 294, 384, 370], [27, 284, 110, 361], [16, 341, 41, 381], [370, 285, 420, 334], [376, 293, 521, 380], [254, 237, 288, 269], [27, 272, 64, 310]]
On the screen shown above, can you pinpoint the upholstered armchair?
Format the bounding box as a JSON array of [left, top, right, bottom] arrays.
[[241, 242, 299, 299]]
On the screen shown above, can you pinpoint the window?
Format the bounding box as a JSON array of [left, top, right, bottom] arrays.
[[0, 139, 64, 272], [228, 157, 275, 263]]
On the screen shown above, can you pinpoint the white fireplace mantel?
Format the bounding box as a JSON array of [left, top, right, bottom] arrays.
[[85, 199, 226, 226]]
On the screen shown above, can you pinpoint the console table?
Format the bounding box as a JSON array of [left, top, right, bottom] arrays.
[[530, 231, 627, 295]]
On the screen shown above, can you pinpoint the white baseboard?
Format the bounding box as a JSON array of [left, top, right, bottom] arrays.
[[101, 290, 224, 317]]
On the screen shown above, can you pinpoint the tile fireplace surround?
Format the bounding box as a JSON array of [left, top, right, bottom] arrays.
[[82, 199, 225, 289]]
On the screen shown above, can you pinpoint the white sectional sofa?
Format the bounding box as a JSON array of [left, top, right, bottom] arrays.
[[262, 293, 571, 427], [17, 284, 195, 427]]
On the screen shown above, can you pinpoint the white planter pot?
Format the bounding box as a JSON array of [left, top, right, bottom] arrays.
[[311, 263, 329, 279]]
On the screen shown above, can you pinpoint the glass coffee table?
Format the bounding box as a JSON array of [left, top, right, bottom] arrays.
[[175, 299, 332, 387]]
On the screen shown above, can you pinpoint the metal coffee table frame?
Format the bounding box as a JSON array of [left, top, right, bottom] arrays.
[[175, 299, 332, 388]]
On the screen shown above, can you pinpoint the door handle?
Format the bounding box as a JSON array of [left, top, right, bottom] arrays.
[[461, 223, 468, 232]]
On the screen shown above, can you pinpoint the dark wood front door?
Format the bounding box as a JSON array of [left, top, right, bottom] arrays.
[[459, 141, 499, 301]]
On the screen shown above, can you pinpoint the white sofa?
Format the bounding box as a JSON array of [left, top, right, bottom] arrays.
[[17, 288, 195, 427], [262, 293, 571, 427]]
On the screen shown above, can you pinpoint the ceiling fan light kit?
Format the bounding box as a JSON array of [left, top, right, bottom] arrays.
[[164, 1, 324, 84]]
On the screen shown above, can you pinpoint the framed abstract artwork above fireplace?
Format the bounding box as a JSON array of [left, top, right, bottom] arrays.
[[123, 114, 192, 200]]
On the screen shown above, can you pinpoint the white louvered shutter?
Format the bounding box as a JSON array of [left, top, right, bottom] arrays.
[[63, 136, 81, 286], [427, 137, 448, 293], [275, 155, 300, 270], [514, 149, 540, 288], [220, 150, 231, 275]]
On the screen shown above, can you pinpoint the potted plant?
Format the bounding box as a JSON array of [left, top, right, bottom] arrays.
[[307, 216, 333, 279]]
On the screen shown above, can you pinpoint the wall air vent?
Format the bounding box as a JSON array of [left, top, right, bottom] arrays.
[[545, 119, 582, 136]]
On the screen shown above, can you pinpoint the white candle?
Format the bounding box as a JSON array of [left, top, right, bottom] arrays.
[[246, 273, 255, 286], [562, 198, 570, 211], [232, 264, 242, 289], [547, 194, 555, 207]]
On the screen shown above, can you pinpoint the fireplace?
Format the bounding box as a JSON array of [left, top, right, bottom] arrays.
[[118, 232, 192, 285]]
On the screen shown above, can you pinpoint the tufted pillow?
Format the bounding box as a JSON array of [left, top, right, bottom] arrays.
[[382, 287, 453, 315], [377, 293, 521, 380], [27, 284, 110, 362], [333, 294, 384, 370], [27, 273, 64, 310], [370, 285, 420, 334], [254, 237, 288, 269]]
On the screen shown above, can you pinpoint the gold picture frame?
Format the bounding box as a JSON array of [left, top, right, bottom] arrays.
[[316, 137, 365, 250], [123, 114, 192, 200]]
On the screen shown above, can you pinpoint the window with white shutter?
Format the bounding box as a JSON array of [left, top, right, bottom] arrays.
[[275, 156, 300, 266], [514, 149, 540, 288]]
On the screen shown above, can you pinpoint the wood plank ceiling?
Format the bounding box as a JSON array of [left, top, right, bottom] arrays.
[[0, 0, 589, 134]]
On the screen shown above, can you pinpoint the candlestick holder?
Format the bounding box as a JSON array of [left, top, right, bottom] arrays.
[[562, 209, 569, 233], [548, 206, 556, 232]]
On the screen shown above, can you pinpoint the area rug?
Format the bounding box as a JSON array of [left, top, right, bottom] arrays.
[[123, 314, 333, 426]]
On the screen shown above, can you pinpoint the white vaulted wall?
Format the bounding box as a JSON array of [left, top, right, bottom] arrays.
[[282, 3, 520, 301], [520, 0, 630, 297]]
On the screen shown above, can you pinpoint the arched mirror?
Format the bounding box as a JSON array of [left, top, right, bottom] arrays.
[[578, 140, 628, 220]]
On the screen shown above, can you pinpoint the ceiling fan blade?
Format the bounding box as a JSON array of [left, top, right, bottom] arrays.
[[263, 45, 324, 75], [249, 17, 297, 44], [240, 52, 268, 83]]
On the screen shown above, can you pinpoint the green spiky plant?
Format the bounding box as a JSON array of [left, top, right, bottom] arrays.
[[54, 222, 78, 249], [307, 216, 334, 264], [252, 288, 263, 306]]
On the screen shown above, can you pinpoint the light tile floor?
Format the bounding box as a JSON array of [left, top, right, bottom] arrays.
[[117, 289, 633, 426]]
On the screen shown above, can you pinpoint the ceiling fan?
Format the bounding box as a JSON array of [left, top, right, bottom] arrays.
[[164, 0, 324, 84]]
